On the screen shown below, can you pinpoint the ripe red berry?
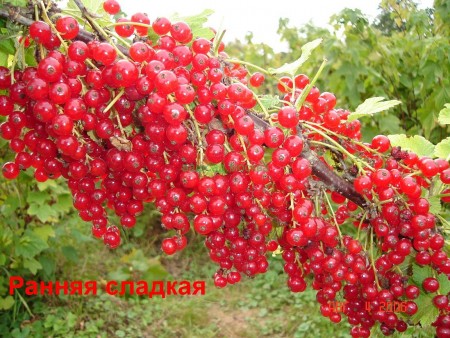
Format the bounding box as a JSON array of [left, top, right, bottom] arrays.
[[29, 21, 51, 44], [161, 238, 178, 255], [422, 277, 439, 293], [55, 16, 79, 40], [103, 0, 120, 15]]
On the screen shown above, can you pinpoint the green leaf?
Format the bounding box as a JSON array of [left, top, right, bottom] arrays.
[[0, 50, 8, 67], [62, 246, 79, 263], [53, 194, 73, 213], [24, 46, 37, 67], [0, 296, 15, 310], [0, 38, 15, 57], [411, 264, 434, 287], [428, 196, 442, 215], [377, 114, 404, 134], [107, 268, 131, 282], [437, 273, 450, 295], [26, 191, 51, 205], [27, 203, 59, 223], [268, 39, 322, 76], [348, 97, 401, 122], [323, 150, 336, 168], [199, 163, 227, 176], [33, 225, 55, 242], [39, 256, 55, 277], [438, 103, 450, 125], [1, 195, 21, 217], [434, 137, 450, 161], [387, 134, 435, 157], [115, 330, 126, 338], [172, 9, 215, 40], [253, 95, 281, 114], [23, 258, 42, 274], [409, 292, 439, 327], [2, 0, 28, 7], [143, 261, 170, 281], [15, 229, 49, 258]]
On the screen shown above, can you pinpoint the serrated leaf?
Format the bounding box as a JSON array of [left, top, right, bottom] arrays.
[[437, 273, 450, 295], [171, 9, 215, 40], [434, 137, 450, 161], [411, 264, 433, 286], [27, 203, 59, 223], [438, 103, 450, 125], [15, 230, 49, 258], [268, 39, 322, 76], [23, 258, 42, 274], [33, 225, 55, 242], [53, 194, 73, 213], [409, 292, 438, 326], [348, 97, 401, 122], [253, 95, 281, 114], [387, 134, 435, 157], [428, 196, 442, 215], [26, 191, 51, 205]]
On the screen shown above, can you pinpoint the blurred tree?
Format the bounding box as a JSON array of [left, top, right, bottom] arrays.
[[227, 0, 450, 143]]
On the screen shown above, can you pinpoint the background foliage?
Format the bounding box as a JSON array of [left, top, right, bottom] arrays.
[[227, 0, 450, 144]]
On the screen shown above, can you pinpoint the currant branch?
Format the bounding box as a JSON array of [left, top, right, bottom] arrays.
[[248, 113, 368, 208], [0, 2, 369, 210]]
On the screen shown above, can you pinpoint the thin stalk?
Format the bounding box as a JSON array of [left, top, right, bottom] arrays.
[[323, 189, 344, 247], [370, 228, 381, 289], [103, 89, 125, 113], [295, 59, 327, 110], [224, 59, 272, 76], [303, 123, 374, 172]]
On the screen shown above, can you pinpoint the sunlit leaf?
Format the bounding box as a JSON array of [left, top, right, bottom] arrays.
[[437, 103, 450, 125], [434, 137, 450, 160], [172, 9, 215, 40], [268, 39, 322, 76], [348, 97, 401, 122], [387, 134, 435, 157]]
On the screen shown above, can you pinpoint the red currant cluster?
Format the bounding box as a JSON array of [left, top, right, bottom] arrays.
[[0, 0, 449, 336]]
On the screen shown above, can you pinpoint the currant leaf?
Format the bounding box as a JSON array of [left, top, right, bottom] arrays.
[[387, 134, 435, 157], [411, 264, 433, 287], [253, 94, 281, 114], [409, 293, 439, 327], [172, 9, 215, 41], [268, 38, 322, 76], [434, 137, 450, 161], [348, 97, 401, 122], [437, 103, 450, 125]]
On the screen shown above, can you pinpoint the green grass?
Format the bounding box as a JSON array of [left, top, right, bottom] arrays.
[[0, 210, 347, 338], [1, 213, 432, 338]]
